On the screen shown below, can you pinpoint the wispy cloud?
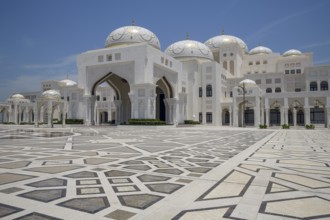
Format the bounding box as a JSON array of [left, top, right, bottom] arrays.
[[298, 40, 330, 50], [22, 54, 77, 69], [0, 54, 78, 101], [246, 3, 326, 42]]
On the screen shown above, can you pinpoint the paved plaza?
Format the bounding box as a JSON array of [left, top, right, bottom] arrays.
[[0, 125, 329, 220]]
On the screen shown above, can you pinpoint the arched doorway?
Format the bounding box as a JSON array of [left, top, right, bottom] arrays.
[[92, 72, 131, 125], [310, 108, 324, 124], [297, 109, 304, 125], [244, 108, 254, 126], [270, 109, 280, 126], [156, 77, 173, 123], [222, 109, 230, 125]]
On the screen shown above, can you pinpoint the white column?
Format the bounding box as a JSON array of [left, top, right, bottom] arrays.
[[293, 108, 297, 127], [265, 108, 270, 127], [47, 101, 52, 127], [62, 108, 66, 127], [255, 97, 260, 127], [114, 100, 122, 125], [304, 97, 310, 125], [326, 107, 330, 128], [229, 106, 232, 126]]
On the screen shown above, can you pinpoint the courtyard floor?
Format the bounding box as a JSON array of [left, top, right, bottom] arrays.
[[0, 125, 329, 220]]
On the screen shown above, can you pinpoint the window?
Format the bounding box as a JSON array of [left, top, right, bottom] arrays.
[[266, 79, 272, 84], [230, 91, 233, 97], [285, 70, 290, 74], [115, 53, 121, 60], [103, 97, 106, 101], [256, 61, 260, 65], [165, 59, 168, 65], [223, 53, 227, 57], [296, 62, 301, 67], [249, 62, 253, 66], [256, 79, 261, 84], [206, 85, 212, 97], [67, 96, 70, 101], [199, 112, 202, 123], [263, 60, 268, 64], [320, 81, 328, 91], [296, 69, 301, 74], [223, 61, 227, 70], [295, 88, 301, 92], [290, 63, 295, 67], [310, 82, 318, 91], [285, 64, 289, 68], [170, 61, 173, 67], [275, 78, 281, 83], [106, 54, 112, 61], [266, 88, 272, 93], [96, 95, 100, 101], [275, 87, 281, 93], [206, 112, 212, 123], [290, 69, 295, 74], [161, 57, 164, 64], [199, 87, 202, 97], [230, 53, 234, 56], [247, 71, 251, 74], [98, 55, 104, 62]]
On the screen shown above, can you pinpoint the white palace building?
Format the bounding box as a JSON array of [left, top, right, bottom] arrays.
[[1, 24, 330, 128]]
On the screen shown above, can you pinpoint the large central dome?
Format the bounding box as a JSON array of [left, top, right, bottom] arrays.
[[105, 26, 161, 49], [205, 35, 248, 53], [165, 39, 214, 60]]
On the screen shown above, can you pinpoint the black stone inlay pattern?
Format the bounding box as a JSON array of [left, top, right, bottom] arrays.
[[146, 183, 184, 194], [259, 196, 330, 219], [13, 212, 63, 220], [186, 167, 211, 173], [18, 189, 66, 203], [104, 170, 135, 177], [0, 203, 23, 218], [104, 209, 136, 220], [64, 171, 98, 178], [118, 194, 163, 209], [173, 205, 238, 220], [137, 174, 171, 182], [123, 165, 151, 171], [154, 168, 183, 175], [27, 178, 67, 188], [58, 197, 110, 214]]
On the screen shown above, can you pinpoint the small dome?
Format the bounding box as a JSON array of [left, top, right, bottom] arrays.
[[283, 49, 302, 57], [105, 25, 160, 49], [165, 40, 214, 60], [239, 79, 257, 88], [41, 90, 61, 100], [60, 79, 77, 86], [11, 94, 25, 99], [205, 35, 248, 53], [249, 46, 272, 55]]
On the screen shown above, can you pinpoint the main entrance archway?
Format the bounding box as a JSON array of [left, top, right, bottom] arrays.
[[92, 72, 131, 125]]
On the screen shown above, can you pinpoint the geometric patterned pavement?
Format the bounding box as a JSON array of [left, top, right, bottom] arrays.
[[0, 126, 329, 219]]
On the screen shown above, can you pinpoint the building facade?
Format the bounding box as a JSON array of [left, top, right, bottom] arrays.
[[1, 24, 329, 128]]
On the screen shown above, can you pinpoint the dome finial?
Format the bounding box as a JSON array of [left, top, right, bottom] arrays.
[[186, 32, 190, 40], [131, 17, 135, 26], [66, 73, 69, 79], [221, 27, 225, 35]]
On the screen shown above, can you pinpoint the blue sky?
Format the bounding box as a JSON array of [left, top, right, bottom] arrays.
[[0, 0, 330, 101]]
